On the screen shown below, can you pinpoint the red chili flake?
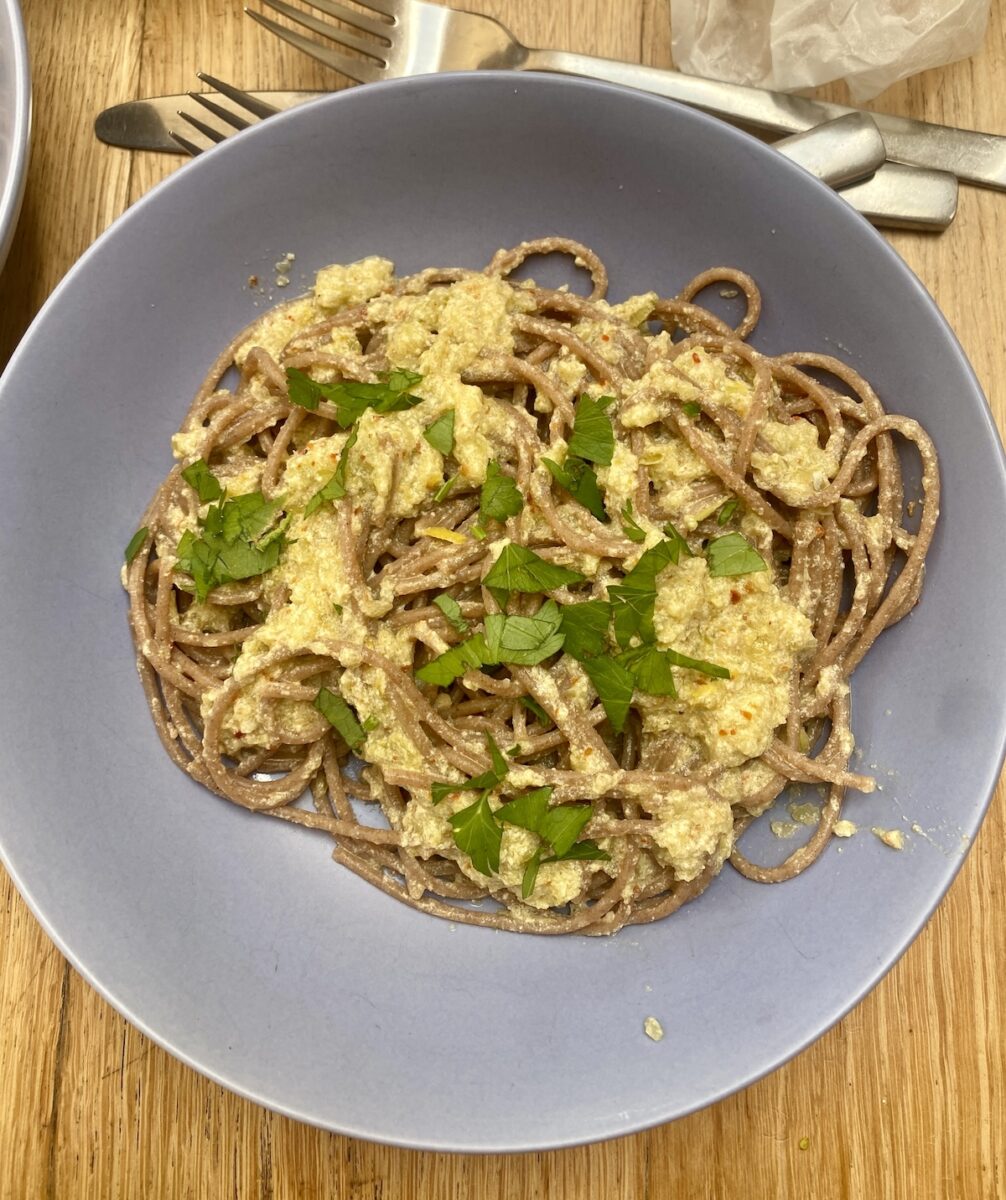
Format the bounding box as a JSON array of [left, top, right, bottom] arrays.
[[741, 711, 752, 721], [601, 334, 610, 342], [692, 353, 701, 364], [730, 589, 742, 604], [234, 731, 245, 739]]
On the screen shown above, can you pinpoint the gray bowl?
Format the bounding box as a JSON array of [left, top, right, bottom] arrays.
[[0, 72, 1003, 1152]]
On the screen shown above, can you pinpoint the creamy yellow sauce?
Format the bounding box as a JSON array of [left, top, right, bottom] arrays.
[[171, 257, 841, 910]]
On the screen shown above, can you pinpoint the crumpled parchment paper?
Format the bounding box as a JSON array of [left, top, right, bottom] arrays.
[[670, 0, 990, 101]]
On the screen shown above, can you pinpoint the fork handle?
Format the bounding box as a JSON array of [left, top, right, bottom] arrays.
[[519, 49, 1006, 191]]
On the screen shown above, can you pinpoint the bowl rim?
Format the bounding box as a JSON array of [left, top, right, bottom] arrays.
[[0, 0, 31, 269]]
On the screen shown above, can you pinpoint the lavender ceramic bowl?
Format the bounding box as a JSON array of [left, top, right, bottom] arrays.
[[0, 72, 1002, 1151]]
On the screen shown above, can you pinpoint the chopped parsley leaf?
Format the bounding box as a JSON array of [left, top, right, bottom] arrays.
[[479, 459, 524, 524], [615, 644, 678, 698], [175, 491, 289, 603], [582, 656, 635, 734], [434, 474, 457, 503], [417, 602, 565, 685], [526, 835, 609, 894], [706, 532, 768, 578], [286, 368, 321, 411], [285, 367, 423, 427], [558, 599, 611, 661], [662, 648, 731, 679], [621, 500, 646, 543], [181, 458, 223, 504], [415, 632, 490, 688], [482, 544, 585, 606], [542, 455, 607, 522], [304, 426, 358, 516], [124, 527, 148, 565], [432, 593, 469, 633], [313, 687, 367, 749], [608, 538, 679, 648], [717, 498, 739, 525], [519, 696, 552, 727], [449, 794, 502, 876], [423, 409, 455, 455], [431, 734, 508, 805], [496, 786, 552, 834], [497, 788, 608, 896], [484, 601, 565, 667], [567, 394, 615, 465], [662, 521, 692, 563], [541, 840, 609, 864], [522, 848, 543, 899], [538, 803, 593, 857]]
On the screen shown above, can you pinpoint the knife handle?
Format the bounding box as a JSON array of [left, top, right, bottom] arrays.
[[774, 116, 959, 230]]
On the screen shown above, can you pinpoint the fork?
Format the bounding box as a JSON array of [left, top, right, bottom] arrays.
[[244, 0, 1006, 191], [170, 72, 284, 155]]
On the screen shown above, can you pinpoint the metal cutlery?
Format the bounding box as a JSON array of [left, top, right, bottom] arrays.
[[774, 121, 958, 232], [94, 77, 307, 154], [244, 0, 1006, 192], [95, 79, 957, 231], [826, 162, 957, 232], [771, 115, 886, 190]]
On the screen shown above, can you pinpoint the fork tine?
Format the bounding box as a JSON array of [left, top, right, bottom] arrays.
[[301, 0, 393, 39], [197, 71, 281, 119], [258, 0, 386, 61], [177, 110, 229, 143], [244, 8, 383, 84], [188, 92, 253, 132], [170, 131, 205, 157]]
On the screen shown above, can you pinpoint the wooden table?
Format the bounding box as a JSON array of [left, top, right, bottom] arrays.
[[2, 2, 1003, 1195]]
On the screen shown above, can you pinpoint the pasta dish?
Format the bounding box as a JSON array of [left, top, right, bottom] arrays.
[[123, 238, 939, 935]]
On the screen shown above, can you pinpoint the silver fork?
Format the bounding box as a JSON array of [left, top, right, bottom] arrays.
[[244, 0, 1006, 191], [171, 72, 283, 154]]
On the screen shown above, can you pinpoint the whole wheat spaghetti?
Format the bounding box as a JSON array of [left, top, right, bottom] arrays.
[[123, 238, 939, 935]]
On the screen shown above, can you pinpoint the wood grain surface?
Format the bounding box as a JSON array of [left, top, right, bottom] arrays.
[[1, 1, 1004, 1196]]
